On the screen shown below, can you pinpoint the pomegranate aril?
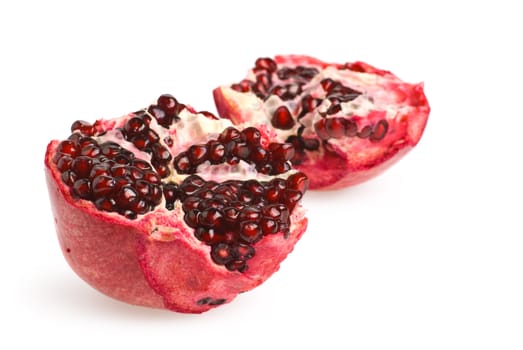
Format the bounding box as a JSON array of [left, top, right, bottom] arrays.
[[148, 105, 171, 127], [195, 228, 224, 245], [370, 120, 389, 142], [239, 221, 262, 243], [124, 117, 147, 135], [326, 118, 346, 138], [173, 153, 192, 173], [94, 197, 116, 212], [223, 207, 240, 222], [72, 179, 91, 199], [282, 189, 302, 211], [71, 120, 95, 136], [56, 155, 73, 172], [277, 67, 294, 80], [249, 146, 268, 164], [149, 184, 163, 205], [286, 172, 309, 193], [269, 142, 295, 162], [231, 79, 253, 92], [110, 165, 129, 178], [199, 208, 224, 228], [344, 119, 358, 137], [157, 94, 179, 115], [71, 156, 94, 178], [115, 186, 139, 209], [130, 134, 150, 150], [91, 175, 116, 197], [265, 187, 281, 203], [188, 145, 208, 164], [241, 127, 261, 145], [255, 57, 277, 73], [57, 140, 78, 157], [243, 180, 265, 197], [261, 218, 279, 235], [232, 243, 255, 260], [211, 243, 234, 265], [143, 171, 161, 184], [357, 125, 373, 139], [132, 159, 152, 170], [113, 153, 133, 165], [225, 260, 247, 273], [314, 119, 329, 140], [295, 66, 319, 80], [184, 209, 200, 228], [146, 129, 160, 144], [231, 142, 250, 159], [271, 106, 295, 130], [239, 207, 261, 221], [61, 170, 78, 186], [100, 142, 121, 158], [207, 141, 226, 164], [219, 127, 243, 143], [152, 160, 171, 178], [152, 143, 172, 162], [164, 183, 180, 210]]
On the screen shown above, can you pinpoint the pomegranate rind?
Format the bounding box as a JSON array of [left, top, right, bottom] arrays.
[[213, 55, 430, 190], [46, 128, 308, 313]]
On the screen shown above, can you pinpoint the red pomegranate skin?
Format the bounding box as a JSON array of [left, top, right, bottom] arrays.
[[213, 55, 430, 190], [45, 135, 307, 314]]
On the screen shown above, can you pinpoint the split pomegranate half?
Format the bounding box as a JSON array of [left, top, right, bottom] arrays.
[[213, 55, 430, 190], [45, 95, 308, 313]]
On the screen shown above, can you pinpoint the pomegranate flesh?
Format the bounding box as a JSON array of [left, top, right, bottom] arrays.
[[213, 55, 430, 190], [45, 94, 308, 313]]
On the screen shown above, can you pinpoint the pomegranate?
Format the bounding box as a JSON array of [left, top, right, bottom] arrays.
[[45, 94, 308, 313], [213, 55, 430, 190]]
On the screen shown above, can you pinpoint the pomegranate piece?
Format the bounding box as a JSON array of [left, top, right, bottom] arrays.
[[45, 94, 308, 313], [213, 55, 430, 190]]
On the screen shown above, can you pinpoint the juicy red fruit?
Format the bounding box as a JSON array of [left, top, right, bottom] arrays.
[[213, 55, 430, 190], [45, 94, 308, 313]]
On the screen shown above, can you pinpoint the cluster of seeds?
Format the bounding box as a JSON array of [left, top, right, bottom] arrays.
[[53, 134, 163, 219], [163, 173, 308, 272], [173, 126, 296, 176], [229, 57, 390, 157]]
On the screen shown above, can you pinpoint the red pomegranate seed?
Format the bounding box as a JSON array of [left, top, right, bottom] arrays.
[[286, 172, 309, 193], [211, 243, 234, 265], [152, 143, 172, 162], [271, 106, 295, 130], [344, 119, 358, 137], [277, 67, 295, 80], [269, 143, 295, 162], [314, 119, 329, 140], [188, 145, 208, 164], [56, 155, 73, 172], [255, 57, 277, 73], [199, 208, 224, 229], [195, 227, 224, 245], [72, 179, 91, 199], [124, 117, 147, 135], [71, 156, 94, 178], [57, 140, 79, 157], [326, 118, 346, 138], [115, 186, 138, 208], [91, 175, 116, 197], [94, 197, 116, 212], [241, 127, 261, 145], [173, 153, 192, 173], [370, 120, 389, 142], [70, 120, 95, 136], [219, 127, 243, 143], [239, 221, 262, 243], [157, 94, 178, 115], [357, 125, 373, 139], [260, 218, 279, 235]]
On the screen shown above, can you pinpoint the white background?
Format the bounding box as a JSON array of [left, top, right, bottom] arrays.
[[1, 1, 522, 349]]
